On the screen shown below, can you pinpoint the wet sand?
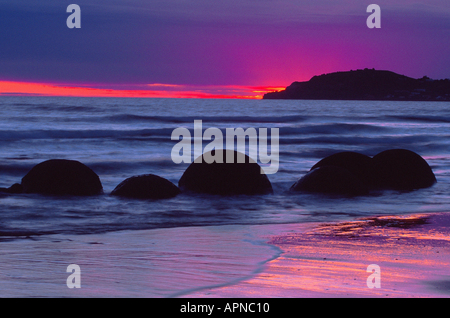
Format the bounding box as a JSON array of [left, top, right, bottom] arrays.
[[0, 224, 279, 297], [186, 212, 450, 297], [1, 212, 449, 297]]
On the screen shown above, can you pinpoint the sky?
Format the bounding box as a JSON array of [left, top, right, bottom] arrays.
[[0, 0, 449, 98]]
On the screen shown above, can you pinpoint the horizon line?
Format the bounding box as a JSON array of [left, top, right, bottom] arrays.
[[0, 81, 286, 99]]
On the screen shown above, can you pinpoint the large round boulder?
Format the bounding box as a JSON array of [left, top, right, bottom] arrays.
[[111, 174, 181, 199], [21, 159, 103, 196], [371, 149, 436, 190], [310, 151, 374, 185], [178, 150, 273, 195], [0, 183, 23, 194], [290, 165, 369, 196]]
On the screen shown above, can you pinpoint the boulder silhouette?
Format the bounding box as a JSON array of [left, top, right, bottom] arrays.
[[310, 151, 375, 185], [290, 165, 369, 196], [111, 174, 181, 199], [178, 150, 273, 195], [372, 149, 436, 190], [21, 159, 103, 196], [0, 183, 23, 194]]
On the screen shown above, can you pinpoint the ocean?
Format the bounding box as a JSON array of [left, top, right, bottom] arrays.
[[1, 96, 450, 297]]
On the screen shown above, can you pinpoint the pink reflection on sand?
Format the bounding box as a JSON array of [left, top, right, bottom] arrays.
[[188, 213, 450, 297], [1, 213, 449, 297]]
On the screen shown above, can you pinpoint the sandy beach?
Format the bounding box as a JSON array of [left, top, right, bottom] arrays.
[[0, 222, 279, 297], [1, 212, 449, 298], [186, 212, 450, 298], [2, 0, 450, 303]]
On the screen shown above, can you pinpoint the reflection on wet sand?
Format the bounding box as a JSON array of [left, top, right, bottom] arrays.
[[187, 213, 450, 297]]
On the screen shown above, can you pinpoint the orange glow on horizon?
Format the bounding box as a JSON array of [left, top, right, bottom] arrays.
[[0, 81, 285, 99], [251, 86, 286, 93]]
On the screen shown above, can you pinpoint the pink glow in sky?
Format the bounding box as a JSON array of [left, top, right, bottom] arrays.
[[0, 81, 285, 99], [0, 0, 449, 97]]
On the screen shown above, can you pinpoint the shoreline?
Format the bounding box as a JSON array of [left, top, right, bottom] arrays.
[[184, 212, 450, 297], [0, 222, 281, 297], [0, 212, 449, 297]]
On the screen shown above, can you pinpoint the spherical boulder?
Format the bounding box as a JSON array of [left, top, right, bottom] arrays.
[[111, 174, 181, 199], [310, 151, 375, 185], [290, 165, 369, 196], [0, 183, 23, 194], [178, 150, 273, 195], [371, 149, 436, 190], [21, 159, 103, 196]]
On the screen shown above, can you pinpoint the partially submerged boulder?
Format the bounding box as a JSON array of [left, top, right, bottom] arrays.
[[290, 149, 436, 196], [21, 159, 103, 196], [111, 174, 180, 199], [310, 151, 375, 185], [372, 149, 437, 190], [0, 183, 23, 194], [290, 165, 369, 196], [178, 150, 273, 195]]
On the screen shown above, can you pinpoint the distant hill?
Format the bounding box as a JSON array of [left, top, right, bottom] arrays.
[[263, 69, 450, 101]]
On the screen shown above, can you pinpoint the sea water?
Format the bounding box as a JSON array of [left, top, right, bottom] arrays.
[[1, 97, 449, 297]]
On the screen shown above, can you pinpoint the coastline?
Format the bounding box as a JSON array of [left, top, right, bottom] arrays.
[[0, 223, 281, 297], [0, 212, 449, 298], [185, 212, 450, 298]]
